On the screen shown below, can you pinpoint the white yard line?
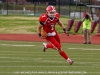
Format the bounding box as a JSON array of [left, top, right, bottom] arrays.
[[0, 54, 96, 56], [68, 48, 100, 50], [0, 65, 98, 68], [0, 54, 59, 56], [0, 51, 57, 53], [0, 51, 99, 55], [0, 59, 100, 64], [0, 44, 35, 46], [12, 45, 35, 46], [0, 56, 100, 61]]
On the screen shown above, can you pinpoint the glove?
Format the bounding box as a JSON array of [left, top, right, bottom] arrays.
[[38, 33, 41, 37], [63, 28, 69, 36], [38, 30, 47, 39]]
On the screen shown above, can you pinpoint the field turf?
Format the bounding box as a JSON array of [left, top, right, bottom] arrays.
[[0, 40, 100, 75]]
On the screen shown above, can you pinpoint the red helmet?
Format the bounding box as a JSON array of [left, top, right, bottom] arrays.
[[46, 5, 56, 18]]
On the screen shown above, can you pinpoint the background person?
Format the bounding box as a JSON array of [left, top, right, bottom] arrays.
[[82, 12, 92, 44]]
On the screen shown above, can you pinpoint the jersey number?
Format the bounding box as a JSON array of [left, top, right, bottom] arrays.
[[51, 25, 54, 30]]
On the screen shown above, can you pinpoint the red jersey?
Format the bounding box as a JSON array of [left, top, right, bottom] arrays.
[[39, 12, 60, 33]]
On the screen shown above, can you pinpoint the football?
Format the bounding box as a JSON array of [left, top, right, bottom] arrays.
[[41, 29, 47, 38]]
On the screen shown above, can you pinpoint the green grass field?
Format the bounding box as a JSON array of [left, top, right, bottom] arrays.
[[0, 16, 99, 34], [0, 40, 100, 75]]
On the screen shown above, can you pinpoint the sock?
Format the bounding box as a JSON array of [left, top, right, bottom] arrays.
[[59, 51, 68, 60]]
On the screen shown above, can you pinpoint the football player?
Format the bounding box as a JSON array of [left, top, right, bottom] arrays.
[[37, 5, 73, 65]]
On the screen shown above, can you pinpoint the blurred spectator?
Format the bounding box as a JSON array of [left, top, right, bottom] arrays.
[[82, 12, 92, 44]]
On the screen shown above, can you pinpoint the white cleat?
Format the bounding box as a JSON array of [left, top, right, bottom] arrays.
[[67, 58, 74, 65], [68, 60, 74, 65], [43, 43, 47, 52]]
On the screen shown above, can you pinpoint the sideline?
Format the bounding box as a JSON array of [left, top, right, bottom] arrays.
[[0, 34, 100, 44]]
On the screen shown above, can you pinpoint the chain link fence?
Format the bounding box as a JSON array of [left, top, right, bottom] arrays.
[[0, 0, 99, 20], [0, 3, 83, 17]]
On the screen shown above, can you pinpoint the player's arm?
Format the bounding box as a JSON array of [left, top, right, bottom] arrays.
[[37, 14, 45, 37], [56, 13, 65, 29], [37, 23, 43, 37], [57, 20, 65, 29], [57, 20, 69, 36]]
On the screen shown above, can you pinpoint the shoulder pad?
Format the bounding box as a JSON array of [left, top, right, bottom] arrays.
[[55, 12, 60, 18], [39, 14, 47, 22]]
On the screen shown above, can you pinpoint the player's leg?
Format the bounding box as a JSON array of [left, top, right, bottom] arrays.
[[43, 31, 61, 51], [54, 31, 61, 44], [43, 33, 73, 65], [53, 33, 69, 60], [52, 33, 73, 65], [47, 36, 61, 50], [59, 50, 73, 65], [42, 35, 59, 52], [43, 31, 63, 51], [42, 42, 55, 52]]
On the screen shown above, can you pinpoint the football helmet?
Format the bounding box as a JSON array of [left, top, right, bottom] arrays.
[[46, 5, 56, 18]]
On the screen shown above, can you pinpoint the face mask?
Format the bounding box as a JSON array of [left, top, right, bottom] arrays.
[[48, 11, 56, 18]]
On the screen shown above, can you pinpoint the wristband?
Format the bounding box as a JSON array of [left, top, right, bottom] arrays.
[[63, 28, 66, 32]]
